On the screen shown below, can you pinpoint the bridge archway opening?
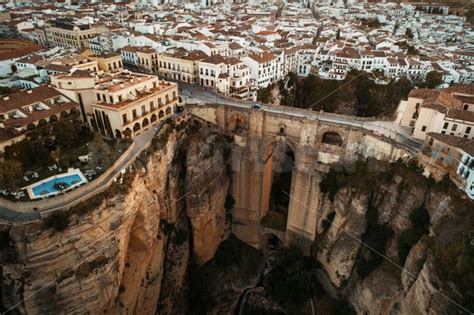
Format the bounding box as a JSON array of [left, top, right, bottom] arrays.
[[260, 142, 295, 233], [322, 131, 343, 146]]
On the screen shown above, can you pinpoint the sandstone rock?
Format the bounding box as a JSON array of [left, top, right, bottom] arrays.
[[185, 135, 230, 265]]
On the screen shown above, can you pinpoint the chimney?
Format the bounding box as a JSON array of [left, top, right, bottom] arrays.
[[27, 90, 33, 94], [120, 84, 124, 88], [3, 96, 9, 101]]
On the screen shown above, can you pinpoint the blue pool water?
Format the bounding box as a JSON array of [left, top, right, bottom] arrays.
[[31, 174, 84, 197]]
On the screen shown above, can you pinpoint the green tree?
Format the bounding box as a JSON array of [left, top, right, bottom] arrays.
[[423, 71, 443, 88], [90, 133, 114, 166], [467, 8, 474, 24], [4, 139, 35, 167], [32, 141, 52, 166], [0, 160, 23, 189], [54, 120, 79, 148]]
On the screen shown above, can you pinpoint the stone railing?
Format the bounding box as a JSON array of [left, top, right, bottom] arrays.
[[0, 141, 137, 215]]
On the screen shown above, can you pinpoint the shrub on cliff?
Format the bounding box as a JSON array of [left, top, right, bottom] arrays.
[[0, 229, 19, 263], [398, 206, 430, 264], [43, 212, 69, 232], [356, 206, 394, 279], [319, 167, 340, 202]]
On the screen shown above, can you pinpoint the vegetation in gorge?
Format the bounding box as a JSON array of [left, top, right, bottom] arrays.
[[263, 247, 318, 313], [398, 206, 430, 264], [320, 157, 427, 200], [257, 71, 412, 117], [430, 187, 474, 312], [356, 205, 394, 279], [188, 235, 264, 314]]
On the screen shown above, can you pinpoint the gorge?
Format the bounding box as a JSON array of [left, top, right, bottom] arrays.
[[0, 109, 472, 315]]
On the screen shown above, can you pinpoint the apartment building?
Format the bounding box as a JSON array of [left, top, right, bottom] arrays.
[[89, 33, 129, 55], [44, 19, 109, 49], [91, 54, 123, 74], [0, 85, 80, 152], [297, 44, 317, 76], [397, 88, 474, 140], [242, 52, 278, 88], [158, 48, 208, 84], [422, 133, 474, 200], [121, 46, 159, 74], [91, 73, 178, 139], [198, 54, 252, 97], [199, 54, 226, 90], [50, 70, 97, 124]]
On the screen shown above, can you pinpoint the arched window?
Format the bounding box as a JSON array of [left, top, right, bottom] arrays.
[[133, 123, 140, 132], [322, 131, 343, 146]]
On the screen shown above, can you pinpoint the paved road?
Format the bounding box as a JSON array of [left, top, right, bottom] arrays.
[[180, 84, 423, 152]]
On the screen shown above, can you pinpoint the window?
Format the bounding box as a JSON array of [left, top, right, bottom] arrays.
[[466, 127, 472, 134], [452, 124, 458, 131], [97, 93, 101, 101], [421, 126, 427, 132], [463, 104, 469, 111], [132, 109, 137, 119], [443, 122, 448, 129], [122, 114, 127, 124]]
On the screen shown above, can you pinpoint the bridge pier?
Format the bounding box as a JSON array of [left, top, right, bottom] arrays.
[[230, 137, 266, 248], [284, 167, 322, 253]]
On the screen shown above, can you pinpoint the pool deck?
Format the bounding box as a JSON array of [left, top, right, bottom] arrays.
[[22, 169, 88, 200]]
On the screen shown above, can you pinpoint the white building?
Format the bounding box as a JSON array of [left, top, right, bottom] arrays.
[[241, 52, 278, 88]]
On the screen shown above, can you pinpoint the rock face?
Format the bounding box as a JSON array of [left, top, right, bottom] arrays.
[[314, 166, 472, 315], [0, 122, 231, 315], [185, 134, 230, 265]]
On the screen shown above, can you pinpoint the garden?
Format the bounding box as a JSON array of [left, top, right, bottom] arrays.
[[0, 117, 130, 201]]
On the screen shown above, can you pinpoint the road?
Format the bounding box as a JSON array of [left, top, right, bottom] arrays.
[[180, 84, 423, 152]]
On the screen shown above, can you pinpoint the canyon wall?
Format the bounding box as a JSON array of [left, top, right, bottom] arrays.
[[314, 160, 472, 314], [0, 120, 231, 315]]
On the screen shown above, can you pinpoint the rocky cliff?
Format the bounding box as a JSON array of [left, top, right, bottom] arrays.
[[0, 119, 231, 315], [314, 159, 473, 314]]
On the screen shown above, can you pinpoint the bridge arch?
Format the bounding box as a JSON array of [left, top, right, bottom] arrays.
[[259, 139, 296, 236]]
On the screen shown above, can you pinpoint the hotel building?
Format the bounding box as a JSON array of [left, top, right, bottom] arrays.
[[91, 72, 178, 139]]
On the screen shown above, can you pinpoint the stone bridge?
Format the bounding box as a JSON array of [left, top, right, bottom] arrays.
[[187, 103, 416, 251]]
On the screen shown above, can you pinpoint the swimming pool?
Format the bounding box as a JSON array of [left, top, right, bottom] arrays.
[[25, 170, 88, 199]]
